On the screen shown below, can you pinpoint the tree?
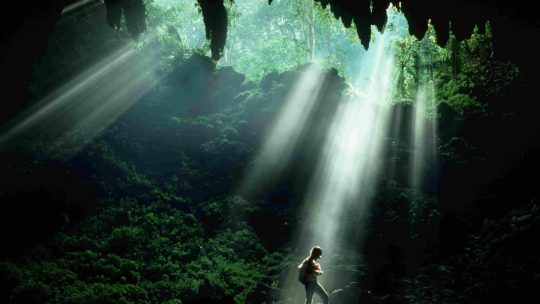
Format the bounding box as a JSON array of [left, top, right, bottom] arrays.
[[394, 36, 419, 99]]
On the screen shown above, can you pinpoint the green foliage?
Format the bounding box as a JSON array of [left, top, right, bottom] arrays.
[[202, 195, 255, 229], [80, 140, 153, 198], [376, 181, 440, 231], [220, 0, 364, 81], [2, 195, 281, 303], [443, 92, 483, 115], [144, 0, 208, 64], [388, 18, 518, 120]]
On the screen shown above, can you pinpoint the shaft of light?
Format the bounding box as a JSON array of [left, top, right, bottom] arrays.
[[411, 81, 438, 191], [284, 30, 396, 302], [61, 0, 98, 16], [238, 65, 325, 195], [0, 37, 159, 157]]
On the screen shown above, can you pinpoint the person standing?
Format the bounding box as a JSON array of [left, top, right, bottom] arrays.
[[298, 246, 329, 304]]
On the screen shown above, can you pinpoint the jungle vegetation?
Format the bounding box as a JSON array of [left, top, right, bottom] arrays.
[[0, 1, 537, 304]]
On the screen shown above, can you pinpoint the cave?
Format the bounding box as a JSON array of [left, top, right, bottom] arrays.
[[1, 0, 539, 303]]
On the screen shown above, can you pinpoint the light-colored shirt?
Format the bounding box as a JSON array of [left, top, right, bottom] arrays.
[[302, 258, 321, 282]]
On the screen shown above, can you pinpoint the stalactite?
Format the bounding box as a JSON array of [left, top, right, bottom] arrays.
[[103, 0, 146, 39], [197, 0, 227, 60]]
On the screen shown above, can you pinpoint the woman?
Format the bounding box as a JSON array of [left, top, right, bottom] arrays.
[[299, 246, 329, 304]]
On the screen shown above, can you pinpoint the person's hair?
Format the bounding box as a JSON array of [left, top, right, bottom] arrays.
[[309, 246, 322, 258]]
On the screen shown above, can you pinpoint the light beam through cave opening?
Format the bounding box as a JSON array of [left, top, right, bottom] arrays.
[[0, 15, 161, 158], [411, 80, 438, 192], [282, 29, 397, 302], [237, 64, 326, 197]]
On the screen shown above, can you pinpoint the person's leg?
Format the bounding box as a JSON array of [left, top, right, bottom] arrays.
[[314, 281, 329, 304], [305, 282, 316, 304]]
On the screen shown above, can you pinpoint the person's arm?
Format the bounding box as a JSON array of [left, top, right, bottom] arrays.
[[314, 262, 323, 275]]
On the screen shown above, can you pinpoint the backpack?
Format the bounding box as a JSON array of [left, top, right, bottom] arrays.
[[297, 260, 308, 284]]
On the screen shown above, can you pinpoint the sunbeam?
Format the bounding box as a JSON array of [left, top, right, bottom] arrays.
[[0, 34, 159, 157], [411, 80, 438, 192], [238, 64, 326, 196], [283, 28, 396, 303], [61, 0, 97, 16]]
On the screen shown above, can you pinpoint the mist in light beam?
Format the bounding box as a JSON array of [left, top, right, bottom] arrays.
[[0, 37, 159, 158], [283, 30, 396, 302], [411, 81, 438, 192], [238, 65, 326, 196]]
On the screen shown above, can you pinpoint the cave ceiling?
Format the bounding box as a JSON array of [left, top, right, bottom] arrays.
[[1, 0, 537, 63], [98, 0, 537, 60]]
